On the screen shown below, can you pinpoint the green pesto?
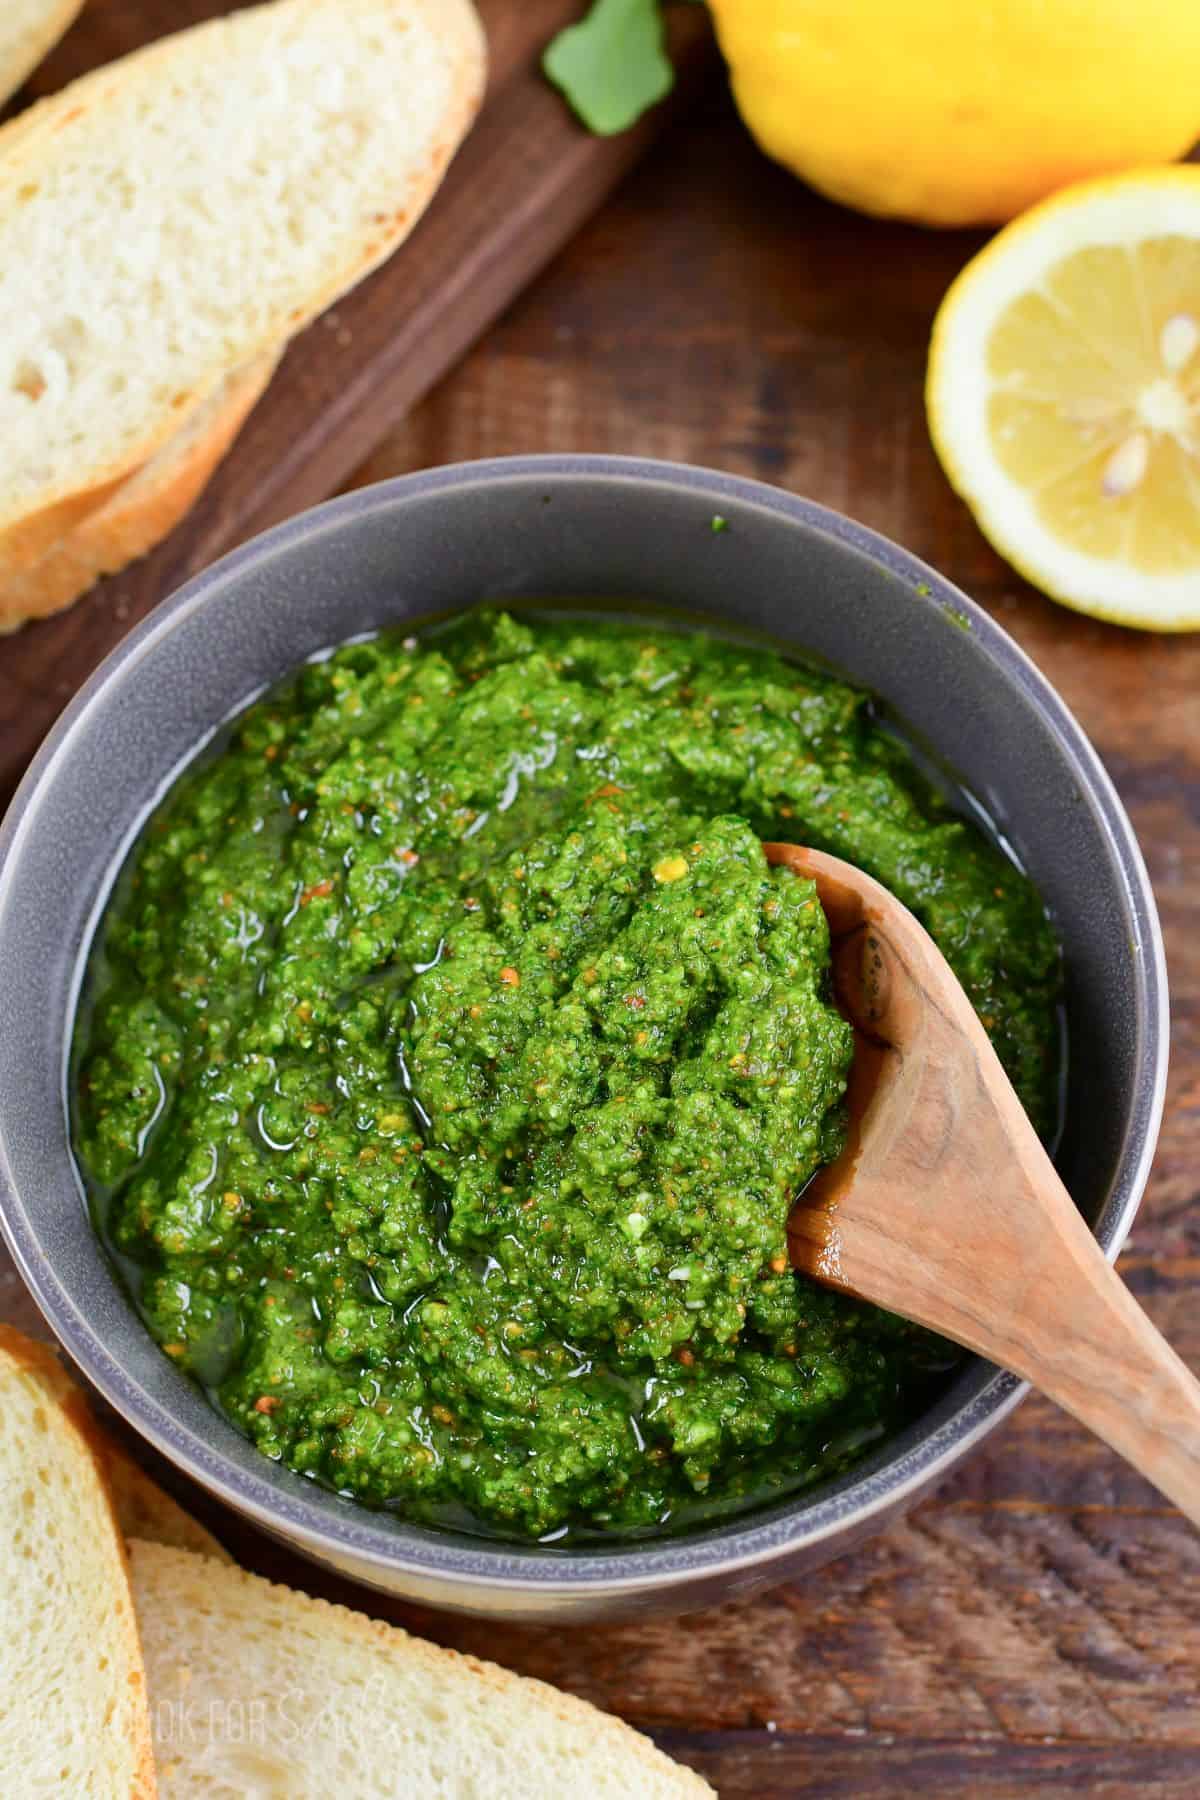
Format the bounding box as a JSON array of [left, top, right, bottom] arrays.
[[74, 612, 1060, 1540]]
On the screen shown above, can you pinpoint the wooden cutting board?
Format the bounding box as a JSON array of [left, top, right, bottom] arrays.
[[0, 0, 716, 801]]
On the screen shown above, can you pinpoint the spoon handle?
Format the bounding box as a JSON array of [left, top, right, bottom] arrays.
[[801, 1062, 1200, 1523], [853, 966, 1200, 1524], [978, 1181, 1200, 1528]]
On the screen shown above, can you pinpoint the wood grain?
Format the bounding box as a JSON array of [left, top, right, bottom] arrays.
[[1, 67, 1198, 1800], [0, 0, 717, 799], [655, 1736, 1200, 1800]]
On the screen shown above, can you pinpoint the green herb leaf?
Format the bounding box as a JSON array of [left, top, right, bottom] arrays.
[[544, 0, 674, 137]]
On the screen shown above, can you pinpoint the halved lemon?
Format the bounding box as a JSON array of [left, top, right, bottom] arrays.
[[927, 168, 1200, 631]]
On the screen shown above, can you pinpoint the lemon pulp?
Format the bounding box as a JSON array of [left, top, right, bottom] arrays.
[[988, 240, 1200, 573]]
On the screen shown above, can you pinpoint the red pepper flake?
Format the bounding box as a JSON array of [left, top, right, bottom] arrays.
[[305, 1101, 330, 1116], [587, 782, 625, 809], [400, 848, 420, 867], [253, 1394, 280, 1414], [299, 879, 335, 906], [499, 966, 521, 988], [624, 993, 646, 1010]]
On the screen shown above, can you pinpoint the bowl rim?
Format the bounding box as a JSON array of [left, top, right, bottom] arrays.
[[0, 454, 1169, 1598]]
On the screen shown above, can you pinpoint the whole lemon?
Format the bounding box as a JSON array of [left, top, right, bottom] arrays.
[[706, 0, 1200, 226]]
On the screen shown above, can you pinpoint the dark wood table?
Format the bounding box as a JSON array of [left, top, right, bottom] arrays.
[[3, 87, 1198, 1800]]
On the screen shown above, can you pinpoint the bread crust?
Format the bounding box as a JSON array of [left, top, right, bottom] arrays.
[[0, 0, 487, 571], [0, 353, 280, 630], [0, 0, 86, 108], [101, 1437, 234, 1565], [0, 1323, 231, 1552]]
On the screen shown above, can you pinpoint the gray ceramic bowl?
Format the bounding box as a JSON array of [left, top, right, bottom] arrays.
[[0, 457, 1168, 1620]]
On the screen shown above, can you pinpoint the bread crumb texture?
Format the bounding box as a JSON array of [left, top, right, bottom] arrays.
[[132, 1540, 713, 1799]]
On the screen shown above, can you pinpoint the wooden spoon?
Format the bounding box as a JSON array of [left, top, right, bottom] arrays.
[[765, 841, 1200, 1527]]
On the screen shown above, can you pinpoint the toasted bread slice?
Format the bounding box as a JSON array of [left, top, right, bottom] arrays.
[[0, 0, 485, 569], [130, 1541, 713, 1798], [0, 1, 85, 107], [0, 1326, 155, 1797], [0, 352, 281, 630]]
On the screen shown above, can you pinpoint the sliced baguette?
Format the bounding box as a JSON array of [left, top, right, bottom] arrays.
[[0, 1326, 155, 1798], [0, 1324, 232, 1562], [0, 1323, 230, 1553], [131, 1541, 713, 1799], [0, 1, 85, 108], [0, 352, 281, 631], [0, 0, 486, 569], [101, 1436, 233, 1565]]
